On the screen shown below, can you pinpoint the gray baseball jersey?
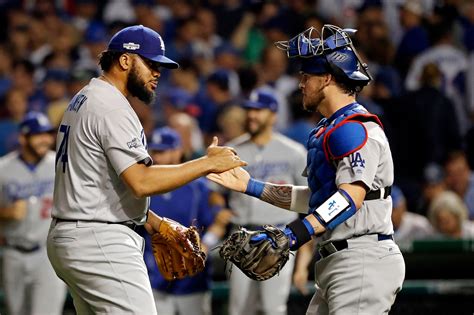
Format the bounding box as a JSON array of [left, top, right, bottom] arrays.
[[228, 133, 307, 225], [52, 78, 151, 223], [226, 133, 305, 315], [307, 120, 404, 315], [0, 151, 55, 248], [320, 121, 395, 243], [0, 150, 67, 315]]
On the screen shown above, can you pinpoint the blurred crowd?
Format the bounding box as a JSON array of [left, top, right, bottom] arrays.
[[1, 0, 474, 312]]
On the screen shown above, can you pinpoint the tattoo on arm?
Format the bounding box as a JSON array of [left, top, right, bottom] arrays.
[[261, 184, 293, 210]]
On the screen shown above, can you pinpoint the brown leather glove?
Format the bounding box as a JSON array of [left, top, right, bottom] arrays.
[[151, 217, 206, 281]]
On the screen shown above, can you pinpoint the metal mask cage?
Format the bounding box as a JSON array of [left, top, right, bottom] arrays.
[[275, 25, 356, 58], [275, 24, 373, 82]]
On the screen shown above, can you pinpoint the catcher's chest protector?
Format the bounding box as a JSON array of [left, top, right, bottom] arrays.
[[306, 104, 382, 211]]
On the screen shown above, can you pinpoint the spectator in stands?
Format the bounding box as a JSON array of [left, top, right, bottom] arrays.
[[193, 8, 223, 61], [166, 17, 198, 63], [405, 21, 470, 134], [0, 88, 28, 155], [216, 104, 246, 143], [10, 60, 40, 112], [419, 163, 447, 215], [75, 21, 109, 73], [428, 191, 474, 239], [387, 63, 462, 211], [214, 43, 243, 74], [67, 68, 97, 96], [0, 45, 13, 99], [394, 0, 429, 79], [43, 69, 70, 127], [391, 185, 434, 251], [168, 112, 205, 161], [198, 70, 236, 138], [444, 151, 474, 220], [258, 45, 298, 131], [160, 87, 194, 123]]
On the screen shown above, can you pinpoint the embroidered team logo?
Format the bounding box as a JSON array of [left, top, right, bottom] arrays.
[[127, 137, 143, 149], [123, 42, 140, 50], [158, 36, 165, 52], [350, 152, 365, 173]]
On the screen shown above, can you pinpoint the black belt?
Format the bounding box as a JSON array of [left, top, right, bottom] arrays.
[[365, 186, 391, 200], [55, 218, 140, 231], [7, 244, 41, 253], [318, 234, 393, 259]]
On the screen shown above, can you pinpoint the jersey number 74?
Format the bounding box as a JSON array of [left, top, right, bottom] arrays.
[[56, 124, 70, 173]]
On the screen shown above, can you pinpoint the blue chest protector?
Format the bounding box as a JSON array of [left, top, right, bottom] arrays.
[[306, 103, 382, 213]]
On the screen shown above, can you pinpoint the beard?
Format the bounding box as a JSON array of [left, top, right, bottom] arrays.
[[303, 88, 325, 113], [246, 116, 271, 137], [25, 139, 49, 161], [127, 65, 155, 105]]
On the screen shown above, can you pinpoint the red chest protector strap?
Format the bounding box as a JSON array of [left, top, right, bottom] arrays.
[[323, 113, 383, 162]]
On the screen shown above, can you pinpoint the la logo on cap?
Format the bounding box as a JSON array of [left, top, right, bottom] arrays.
[[123, 42, 140, 50], [158, 36, 165, 52]]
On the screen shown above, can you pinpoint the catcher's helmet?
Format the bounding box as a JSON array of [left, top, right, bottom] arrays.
[[19, 112, 54, 135], [275, 25, 372, 86]]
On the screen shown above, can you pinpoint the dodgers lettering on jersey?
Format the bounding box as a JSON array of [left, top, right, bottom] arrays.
[[0, 151, 55, 248], [52, 78, 152, 223], [66, 94, 87, 113]]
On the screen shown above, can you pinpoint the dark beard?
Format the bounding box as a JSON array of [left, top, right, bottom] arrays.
[[127, 66, 155, 105], [24, 139, 46, 163], [246, 116, 271, 137]]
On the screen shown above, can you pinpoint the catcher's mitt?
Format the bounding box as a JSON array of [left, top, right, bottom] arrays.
[[219, 225, 290, 281], [152, 217, 206, 281]]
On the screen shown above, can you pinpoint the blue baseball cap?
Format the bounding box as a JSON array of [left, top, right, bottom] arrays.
[[391, 185, 405, 208], [243, 89, 278, 112], [43, 69, 70, 82], [107, 25, 179, 69], [19, 112, 54, 135], [162, 88, 192, 109], [85, 22, 108, 43], [207, 70, 230, 90], [148, 127, 182, 151]]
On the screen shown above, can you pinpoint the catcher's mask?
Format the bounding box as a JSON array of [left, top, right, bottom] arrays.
[[275, 24, 372, 86]]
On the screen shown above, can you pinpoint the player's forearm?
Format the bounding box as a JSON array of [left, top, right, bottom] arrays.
[[122, 157, 213, 197], [260, 183, 293, 210], [295, 239, 315, 272], [247, 180, 310, 213]]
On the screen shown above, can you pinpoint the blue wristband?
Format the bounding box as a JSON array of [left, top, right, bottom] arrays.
[[245, 178, 265, 198], [283, 227, 297, 248], [302, 218, 315, 235]]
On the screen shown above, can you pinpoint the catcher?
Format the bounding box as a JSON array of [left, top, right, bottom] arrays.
[[210, 24, 405, 315]]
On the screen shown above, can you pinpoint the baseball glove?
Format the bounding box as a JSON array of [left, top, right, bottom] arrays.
[[152, 217, 206, 281], [219, 225, 290, 281]]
